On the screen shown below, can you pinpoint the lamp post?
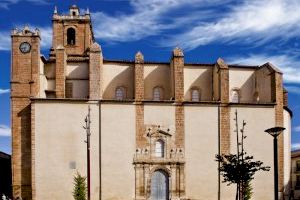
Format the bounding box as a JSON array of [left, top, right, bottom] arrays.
[[83, 106, 91, 200], [264, 126, 285, 200]]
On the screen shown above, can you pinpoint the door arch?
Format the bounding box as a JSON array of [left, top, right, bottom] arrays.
[[150, 170, 169, 200]]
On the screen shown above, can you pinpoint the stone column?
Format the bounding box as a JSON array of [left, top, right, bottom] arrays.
[[144, 164, 150, 200], [217, 58, 230, 155], [55, 45, 66, 98], [170, 164, 177, 199], [171, 48, 185, 149], [135, 52, 146, 148], [171, 47, 184, 102], [135, 51, 144, 102], [135, 164, 145, 199], [89, 42, 102, 99], [179, 164, 185, 197]]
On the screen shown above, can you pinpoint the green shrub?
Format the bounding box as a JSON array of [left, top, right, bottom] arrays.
[[73, 172, 87, 200]]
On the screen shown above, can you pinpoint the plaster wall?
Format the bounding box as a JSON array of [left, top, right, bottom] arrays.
[[100, 103, 136, 200], [66, 80, 88, 98], [183, 66, 212, 101], [66, 62, 88, 79], [47, 79, 55, 91], [229, 69, 255, 102], [39, 58, 46, 98], [229, 106, 275, 200], [255, 67, 272, 103], [213, 66, 220, 101], [144, 64, 171, 100], [34, 102, 100, 200], [102, 63, 134, 99], [144, 104, 175, 129], [44, 63, 55, 78], [39, 74, 47, 98], [185, 105, 219, 199]]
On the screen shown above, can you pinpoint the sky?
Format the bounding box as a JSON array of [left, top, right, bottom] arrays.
[[0, 0, 300, 154]]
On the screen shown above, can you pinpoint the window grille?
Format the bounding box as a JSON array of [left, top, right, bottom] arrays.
[[191, 89, 200, 101], [153, 87, 162, 101], [115, 87, 125, 100], [155, 140, 164, 158]]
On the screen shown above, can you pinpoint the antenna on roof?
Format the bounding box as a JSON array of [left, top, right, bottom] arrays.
[[54, 6, 58, 14]]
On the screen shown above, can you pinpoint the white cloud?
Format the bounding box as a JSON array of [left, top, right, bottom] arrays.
[[92, 0, 227, 42], [292, 143, 300, 150], [294, 126, 300, 133], [38, 26, 52, 49], [0, 26, 52, 51], [166, 0, 300, 50], [0, 0, 49, 9], [0, 89, 10, 94], [0, 31, 11, 50], [0, 125, 11, 137], [285, 86, 300, 95], [226, 54, 300, 84]]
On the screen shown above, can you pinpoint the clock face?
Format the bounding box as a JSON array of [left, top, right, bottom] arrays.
[[19, 42, 31, 53]]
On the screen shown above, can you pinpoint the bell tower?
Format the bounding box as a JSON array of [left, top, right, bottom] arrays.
[[50, 5, 94, 57], [11, 26, 41, 200]]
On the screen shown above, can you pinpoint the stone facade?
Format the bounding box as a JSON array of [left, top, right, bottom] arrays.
[[10, 5, 292, 200]]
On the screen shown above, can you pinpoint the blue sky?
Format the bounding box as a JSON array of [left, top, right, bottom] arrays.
[[0, 0, 300, 154]]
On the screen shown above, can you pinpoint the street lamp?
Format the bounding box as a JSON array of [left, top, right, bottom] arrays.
[[83, 106, 91, 200], [264, 126, 285, 200]]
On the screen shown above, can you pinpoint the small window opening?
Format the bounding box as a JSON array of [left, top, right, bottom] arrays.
[[191, 89, 200, 101], [72, 11, 76, 16], [115, 87, 125, 100], [231, 89, 240, 103], [67, 28, 76, 45], [153, 87, 162, 101], [155, 140, 164, 158]]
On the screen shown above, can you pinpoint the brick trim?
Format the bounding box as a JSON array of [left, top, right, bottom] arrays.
[[55, 46, 66, 98], [175, 105, 184, 148], [171, 47, 184, 102], [217, 58, 230, 154], [220, 106, 230, 154], [135, 51, 144, 101], [136, 104, 146, 148], [274, 73, 284, 197], [11, 98, 32, 199], [89, 43, 102, 99]]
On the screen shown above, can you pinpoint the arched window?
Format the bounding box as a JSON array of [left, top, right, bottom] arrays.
[[155, 140, 164, 158], [231, 89, 240, 103], [153, 87, 162, 101], [115, 86, 125, 100], [191, 89, 200, 101], [67, 28, 76, 45]]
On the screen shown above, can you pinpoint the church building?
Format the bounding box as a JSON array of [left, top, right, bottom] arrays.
[[11, 5, 292, 200]]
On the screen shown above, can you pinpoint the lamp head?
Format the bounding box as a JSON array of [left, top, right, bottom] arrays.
[[264, 126, 285, 137]]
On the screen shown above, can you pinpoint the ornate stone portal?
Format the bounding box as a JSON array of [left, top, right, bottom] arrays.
[[134, 125, 185, 200]]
